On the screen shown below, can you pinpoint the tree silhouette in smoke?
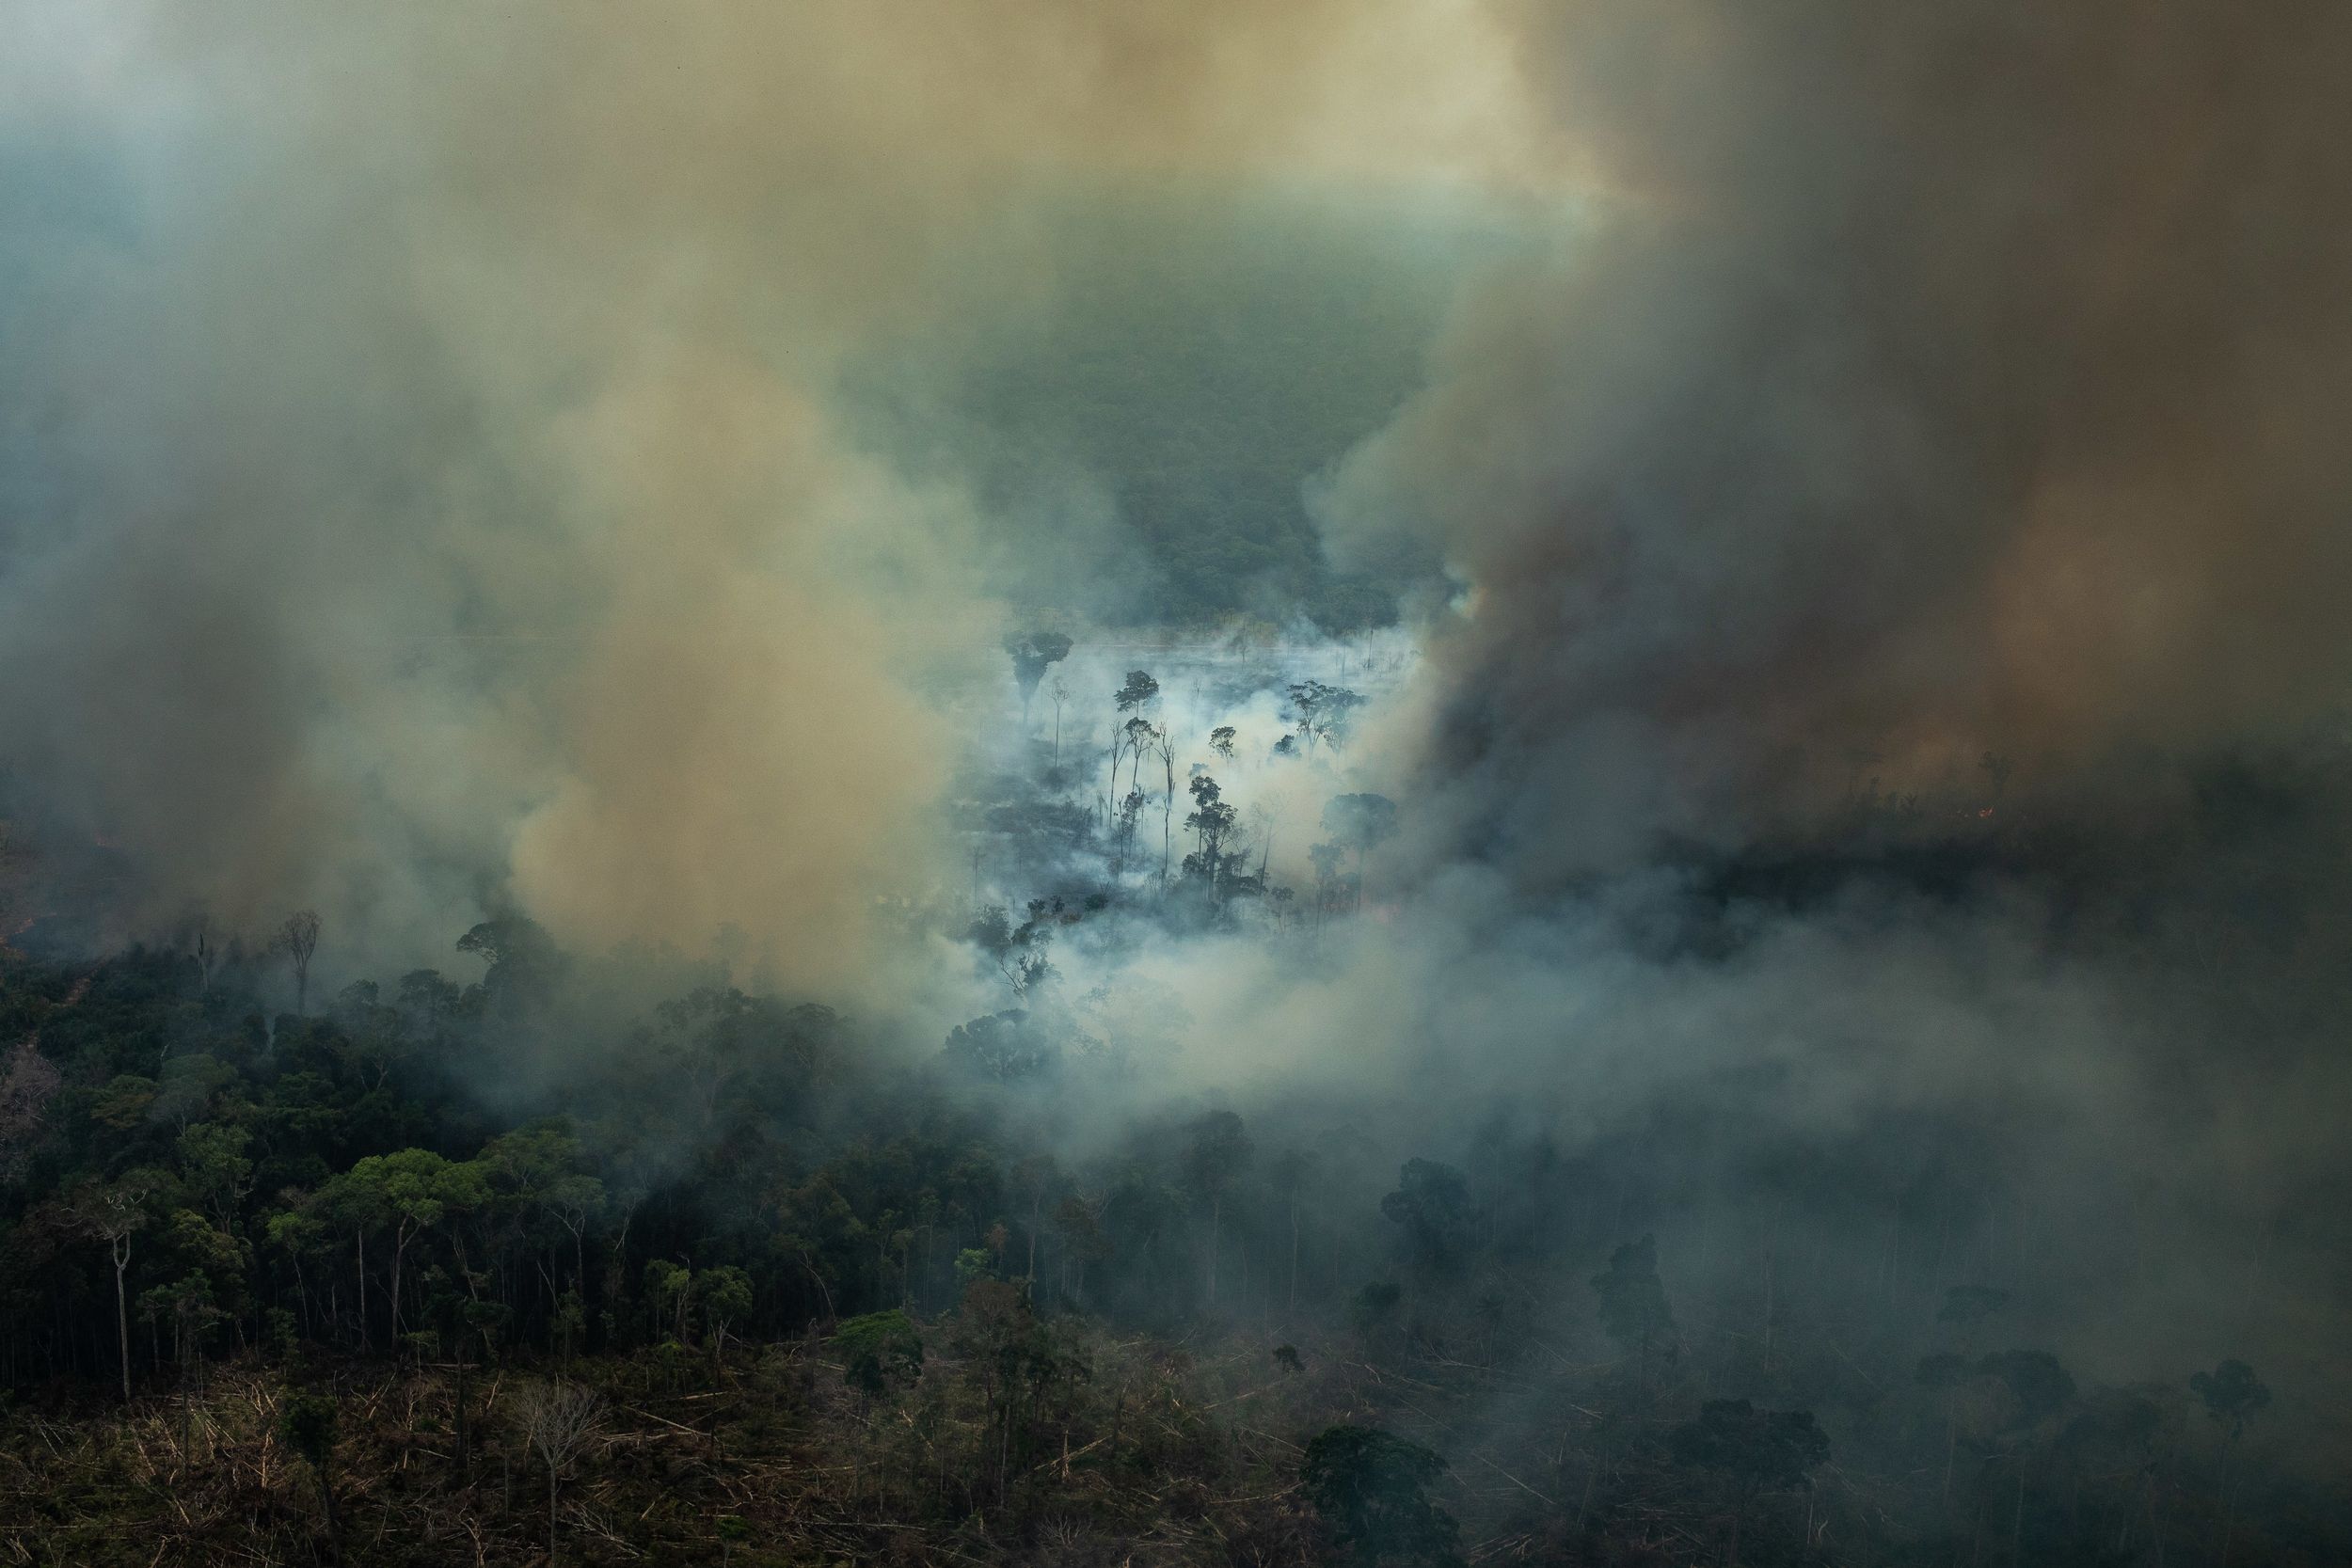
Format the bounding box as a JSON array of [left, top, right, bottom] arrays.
[[2194, 1356, 2271, 1564], [272, 910, 322, 1016], [1592, 1233, 1675, 1395], [1003, 630, 1072, 730], [1322, 793, 1397, 910], [1379, 1158, 1475, 1279], [1670, 1399, 1829, 1567], [1300, 1424, 1462, 1568]]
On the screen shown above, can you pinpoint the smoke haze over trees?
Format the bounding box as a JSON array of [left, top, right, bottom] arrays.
[[2, 2, 2351, 1563]]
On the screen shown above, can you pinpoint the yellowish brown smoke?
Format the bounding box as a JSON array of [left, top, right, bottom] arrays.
[[0, 1, 1557, 986]]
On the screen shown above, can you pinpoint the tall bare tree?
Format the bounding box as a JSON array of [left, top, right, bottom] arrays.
[[1184, 1111, 1253, 1305], [192, 912, 216, 998], [274, 909, 323, 1015], [0, 823, 24, 948], [75, 1174, 156, 1403], [516, 1379, 602, 1558], [1151, 723, 1176, 880]]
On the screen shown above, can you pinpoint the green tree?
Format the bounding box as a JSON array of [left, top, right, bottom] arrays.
[[1051, 1193, 1111, 1307], [2191, 1357, 2271, 1441], [1109, 670, 1161, 803], [1270, 1146, 1313, 1310], [1113, 669, 1160, 714], [1350, 1280, 1403, 1338], [481, 1120, 607, 1298], [424, 1266, 506, 1479], [1671, 1400, 1830, 1567], [1927, 1284, 2009, 1498], [1300, 1424, 1462, 1568], [316, 1168, 389, 1352], [700, 1264, 753, 1371], [1591, 1234, 1675, 1393], [176, 1121, 254, 1235], [644, 1259, 695, 1346], [1379, 1159, 1476, 1280], [326, 1148, 488, 1344], [1308, 840, 1351, 926], [835, 1308, 924, 1401], [1004, 629, 1073, 728], [277, 1391, 342, 1559], [264, 1201, 329, 1344], [1184, 1110, 1253, 1306], [2193, 1358, 2270, 1565], [1980, 1348, 2076, 1433], [455, 914, 563, 1006], [153, 1052, 235, 1130], [951, 1278, 1077, 1501], [89, 1073, 158, 1132], [1938, 1283, 2010, 1344], [650, 987, 833, 1132], [72, 1171, 159, 1403], [151, 1207, 249, 1357], [1285, 680, 1366, 756], [1184, 772, 1241, 895]]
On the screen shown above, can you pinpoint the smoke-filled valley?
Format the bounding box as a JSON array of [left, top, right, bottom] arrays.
[[3, 3, 2350, 1565]]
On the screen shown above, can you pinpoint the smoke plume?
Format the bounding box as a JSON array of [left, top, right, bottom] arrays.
[[0, 0, 1535, 986], [8, 0, 2350, 1437], [1321, 0, 2352, 877]]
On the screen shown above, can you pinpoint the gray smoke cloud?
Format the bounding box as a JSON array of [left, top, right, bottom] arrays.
[[1239, 0, 2352, 1450], [1320, 0, 2352, 877]]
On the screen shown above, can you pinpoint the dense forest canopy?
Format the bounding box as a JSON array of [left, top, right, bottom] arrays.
[[4, 2, 2352, 1565]]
